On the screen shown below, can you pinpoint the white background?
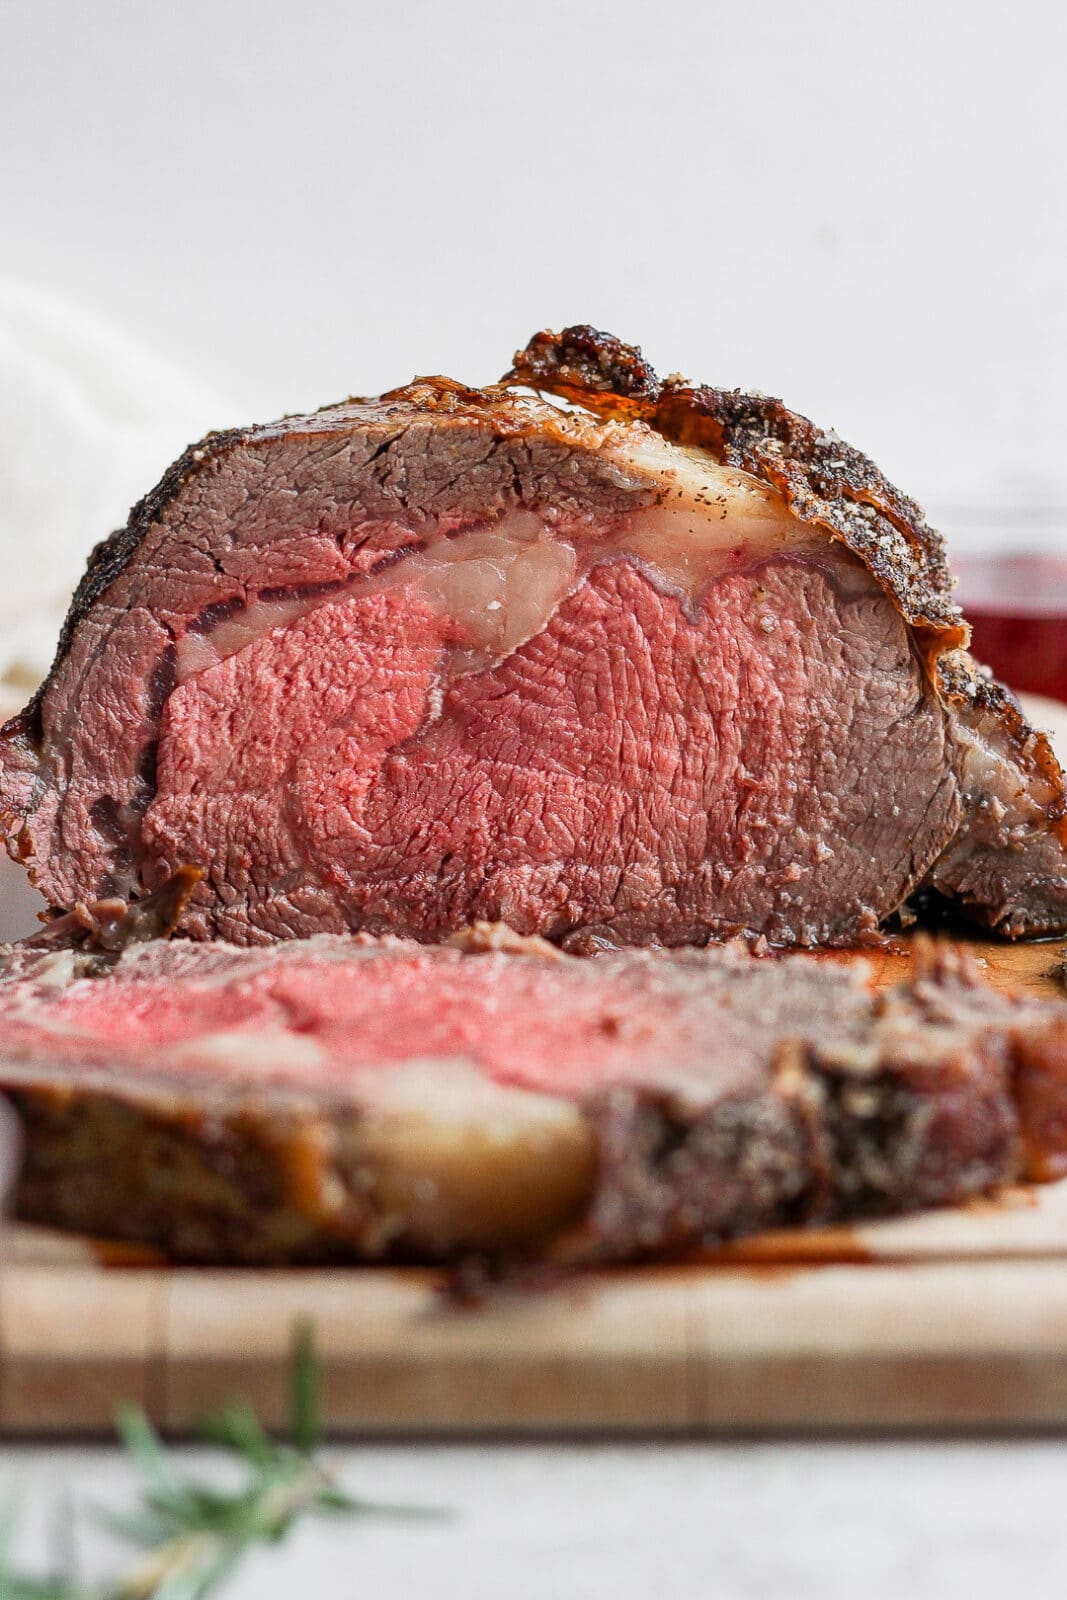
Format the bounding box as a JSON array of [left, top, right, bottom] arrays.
[[1, 4, 1066, 1595], [3, 0, 1066, 516]]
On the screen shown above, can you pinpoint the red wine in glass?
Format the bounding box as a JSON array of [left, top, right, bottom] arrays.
[[954, 552, 1067, 705]]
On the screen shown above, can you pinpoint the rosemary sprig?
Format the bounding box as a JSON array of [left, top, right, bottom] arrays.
[[0, 1323, 439, 1600]]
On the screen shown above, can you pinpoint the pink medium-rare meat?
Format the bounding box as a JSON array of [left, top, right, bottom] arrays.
[[2, 327, 1065, 948], [4, 932, 1067, 1262]]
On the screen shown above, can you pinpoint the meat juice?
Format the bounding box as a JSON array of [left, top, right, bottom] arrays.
[[954, 553, 1067, 704]]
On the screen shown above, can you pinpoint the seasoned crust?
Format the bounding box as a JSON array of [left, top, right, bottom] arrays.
[[506, 325, 1067, 857], [507, 324, 966, 649]]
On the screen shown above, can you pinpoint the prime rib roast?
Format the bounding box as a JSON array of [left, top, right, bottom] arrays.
[[2, 326, 1065, 949], [4, 927, 1066, 1263], [1, 324, 1067, 1265]]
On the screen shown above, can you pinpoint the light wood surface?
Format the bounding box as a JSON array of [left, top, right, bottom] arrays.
[[0, 935, 1064, 1436]]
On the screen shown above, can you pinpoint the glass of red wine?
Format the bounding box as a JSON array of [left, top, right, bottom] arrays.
[[953, 546, 1067, 706]]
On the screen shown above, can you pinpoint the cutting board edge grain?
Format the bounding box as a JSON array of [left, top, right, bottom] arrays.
[[7, 1258, 1067, 1435]]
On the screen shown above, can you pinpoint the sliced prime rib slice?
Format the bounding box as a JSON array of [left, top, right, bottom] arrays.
[[2, 327, 1065, 948], [2, 931, 1066, 1264]]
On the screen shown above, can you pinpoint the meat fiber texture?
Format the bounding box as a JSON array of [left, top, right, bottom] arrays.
[[3, 932, 1067, 1264], [2, 326, 1066, 950]]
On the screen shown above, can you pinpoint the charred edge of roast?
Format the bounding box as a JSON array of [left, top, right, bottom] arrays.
[[507, 323, 965, 644], [510, 326, 662, 403], [4, 1040, 1026, 1266], [577, 1037, 1019, 1261]]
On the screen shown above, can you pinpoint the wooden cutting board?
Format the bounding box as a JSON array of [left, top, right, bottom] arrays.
[[1, 936, 1065, 1436]]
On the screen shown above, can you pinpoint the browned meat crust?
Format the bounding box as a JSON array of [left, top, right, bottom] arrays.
[[507, 325, 964, 648]]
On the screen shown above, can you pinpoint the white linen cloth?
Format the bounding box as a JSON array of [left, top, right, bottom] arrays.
[[0, 279, 226, 706], [0, 282, 226, 936]]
